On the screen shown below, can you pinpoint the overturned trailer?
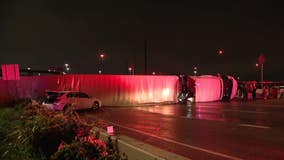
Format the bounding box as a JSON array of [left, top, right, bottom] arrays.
[[0, 75, 179, 106], [0, 74, 237, 105]]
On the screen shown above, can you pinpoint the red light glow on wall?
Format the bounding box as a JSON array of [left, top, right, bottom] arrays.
[[58, 75, 179, 106], [1, 64, 20, 80]]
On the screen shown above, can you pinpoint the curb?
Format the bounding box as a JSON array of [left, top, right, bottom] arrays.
[[93, 127, 190, 160]]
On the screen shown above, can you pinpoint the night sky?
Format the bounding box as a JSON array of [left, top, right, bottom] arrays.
[[1, 0, 284, 81]]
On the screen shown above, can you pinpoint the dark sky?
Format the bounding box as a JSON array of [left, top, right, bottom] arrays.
[[1, 0, 284, 81]]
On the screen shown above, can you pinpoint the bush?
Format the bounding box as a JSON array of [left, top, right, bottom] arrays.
[[1, 101, 127, 160], [1, 102, 83, 159], [52, 140, 102, 160], [21, 104, 85, 157], [52, 131, 124, 160]]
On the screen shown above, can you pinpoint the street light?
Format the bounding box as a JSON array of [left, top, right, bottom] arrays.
[[216, 48, 224, 73], [128, 64, 135, 75], [100, 53, 105, 59], [128, 67, 132, 75], [217, 49, 224, 55], [193, 66, 198, 76], [64, 63, 70, 73]]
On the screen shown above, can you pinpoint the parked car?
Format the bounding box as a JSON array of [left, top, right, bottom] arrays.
[[42, 91, 102, 111]]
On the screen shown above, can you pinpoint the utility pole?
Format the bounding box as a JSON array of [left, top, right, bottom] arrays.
[[144, 40, 147, 74], [261, 63, 264, 86]]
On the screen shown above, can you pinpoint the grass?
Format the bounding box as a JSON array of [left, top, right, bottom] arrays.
[[0, 106, 22, 141], [0, 106, 28, 159]]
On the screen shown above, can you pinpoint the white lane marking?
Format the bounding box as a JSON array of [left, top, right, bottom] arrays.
[[232, 103, 284, 108], [106, 120, 244, 160], [193, 106, 270, 114], [197, 102, 284, 108], [238, 124, 271, 129], [135, 106, 270, 115], [223, 110, 268, 114]]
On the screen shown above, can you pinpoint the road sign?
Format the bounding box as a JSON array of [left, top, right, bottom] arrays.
[[107, 126, 114, 135], [258, 54, 265, 65]]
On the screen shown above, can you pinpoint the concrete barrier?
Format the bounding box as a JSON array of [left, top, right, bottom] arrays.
[[93, 127, 190, 160]]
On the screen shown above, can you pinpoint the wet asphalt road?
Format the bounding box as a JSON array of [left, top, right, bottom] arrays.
[[79, 99, 284, 160]]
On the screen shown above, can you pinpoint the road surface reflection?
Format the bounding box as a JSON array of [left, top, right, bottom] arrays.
[[134, 101, 278, 127]]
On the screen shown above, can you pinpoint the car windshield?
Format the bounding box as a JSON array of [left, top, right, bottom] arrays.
[[43, 92, 65, 104], [46, 91, 65, 97]]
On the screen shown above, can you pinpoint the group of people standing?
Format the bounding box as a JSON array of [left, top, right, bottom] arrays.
[[238, 82, 282, 101], [239, 82, 257, 101]]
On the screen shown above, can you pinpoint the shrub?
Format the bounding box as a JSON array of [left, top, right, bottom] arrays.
[[2, 103, 83, 159], [21, 104, 85, 157], [52, 130, 124, 160], [2, 100, 127, 160]]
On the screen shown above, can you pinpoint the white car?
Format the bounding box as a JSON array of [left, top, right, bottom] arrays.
[[42, 91, 102, 111]]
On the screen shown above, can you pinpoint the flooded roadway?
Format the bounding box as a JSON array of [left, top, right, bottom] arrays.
[[79, 99, 284, 160]]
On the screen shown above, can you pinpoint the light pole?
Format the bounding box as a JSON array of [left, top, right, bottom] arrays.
[[98, 49, 105, 74], [144, 40, 148, 74], [255, 63, 260, 82], [258, 54, 265, 88], [261, 63, 264, 85]]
